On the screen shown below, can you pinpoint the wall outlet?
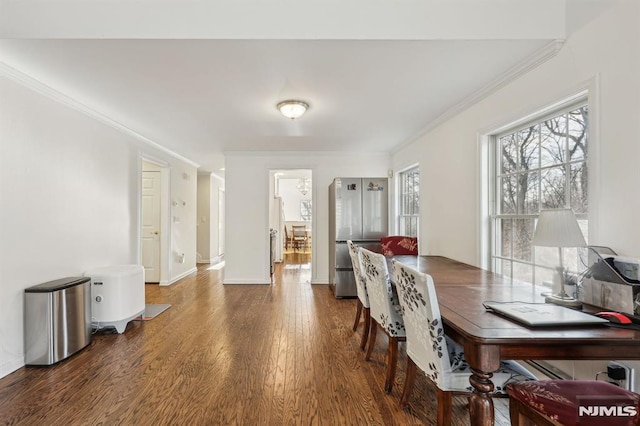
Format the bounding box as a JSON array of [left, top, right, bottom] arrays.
[[608, 361, 635, 391]]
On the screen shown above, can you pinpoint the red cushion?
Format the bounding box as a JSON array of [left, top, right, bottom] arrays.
[[507, 380, 640, 426], [380, 236, 418, 256]]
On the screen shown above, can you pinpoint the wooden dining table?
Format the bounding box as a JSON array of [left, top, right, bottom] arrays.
[[389, 255, 640, 426]]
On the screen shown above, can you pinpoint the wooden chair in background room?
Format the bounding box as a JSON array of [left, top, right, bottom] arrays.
[[507, 380, 640, 426], [284, 226, 290, 251], [359, 248, 406, 393], [291, 225, 307, 252], [305, 229, 312, 251], [392, 260, 536, 425], [347, 240, 370, 351]]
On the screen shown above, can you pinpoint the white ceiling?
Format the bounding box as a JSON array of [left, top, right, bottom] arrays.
[[0, 1, 572, 174]]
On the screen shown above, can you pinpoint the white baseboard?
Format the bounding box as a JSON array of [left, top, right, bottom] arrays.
[[160, 267, 198, 286], [0, 355, 24, 380], [223, 279, 271, 285], [196, 255, 224, 265]]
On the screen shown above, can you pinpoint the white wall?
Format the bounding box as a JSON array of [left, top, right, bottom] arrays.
[[196, 173, 225, 263], [210, 176, 224, 260], [392, 0, 640, 378], [393, 0, 640, 266], [159, 158, 197, 284], [224, 152, 390, 284], [278, 178, 312, 222], [0, 72, 198, 378], [196, 174, 211, 262]]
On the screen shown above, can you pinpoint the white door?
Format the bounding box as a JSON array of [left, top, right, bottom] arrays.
[[141, 171, 161, 282]]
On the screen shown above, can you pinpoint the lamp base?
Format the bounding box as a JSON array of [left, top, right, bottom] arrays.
[[545, 293, 583, 308]]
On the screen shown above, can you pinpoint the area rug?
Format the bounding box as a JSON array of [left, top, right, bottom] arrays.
[[135, 304, 171, 321]]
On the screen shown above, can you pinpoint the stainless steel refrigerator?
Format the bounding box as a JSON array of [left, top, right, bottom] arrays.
[[329, 177, 388, 297]]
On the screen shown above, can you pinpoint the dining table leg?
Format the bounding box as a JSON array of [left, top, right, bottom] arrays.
[[468, 367, 495, 426]]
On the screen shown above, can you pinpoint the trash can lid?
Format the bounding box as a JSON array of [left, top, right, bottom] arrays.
[[25, 277, 91, 293]]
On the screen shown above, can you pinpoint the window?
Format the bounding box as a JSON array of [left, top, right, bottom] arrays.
[[398, 166, 420, 237], [300, 199, 312, 221], [490, 102, 588, 286]]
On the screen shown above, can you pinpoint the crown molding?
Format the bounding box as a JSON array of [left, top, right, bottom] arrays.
[[224, 150, 389, 158], [0, 61, 200, 168], [393, 39, 565, 154], [197, 171, 225, 182]]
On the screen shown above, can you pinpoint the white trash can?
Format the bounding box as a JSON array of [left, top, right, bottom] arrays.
[[85, 265, 145, 334]]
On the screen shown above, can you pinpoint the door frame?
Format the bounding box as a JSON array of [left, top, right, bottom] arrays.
[[138, 155, 171, 285], [268, 168, 315, 277]]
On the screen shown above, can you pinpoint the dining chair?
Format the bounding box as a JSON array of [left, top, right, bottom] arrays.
[[380, 236, 418, 256], [283, 226, 290, 251], [291, 225, 307, 252], [359, 247, 406, 393], [507, 380, 640, 426], [391, 260, 536, 425], [347, 240, 370, 351]]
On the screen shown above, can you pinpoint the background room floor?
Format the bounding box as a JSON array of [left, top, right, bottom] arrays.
[[0, 258, 511, 425], [283, 245, 311, 255]]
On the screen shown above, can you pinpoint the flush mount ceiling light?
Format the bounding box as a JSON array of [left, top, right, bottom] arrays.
[[277, 100, 309, 120]]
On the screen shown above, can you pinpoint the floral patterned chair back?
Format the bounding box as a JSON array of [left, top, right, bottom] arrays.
[[347, 240, 369, 308], [392, 259, 455, 388], [359, 248, 405, 337]]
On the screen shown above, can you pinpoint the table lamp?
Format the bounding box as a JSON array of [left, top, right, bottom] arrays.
[[532, 208, 586, 307]]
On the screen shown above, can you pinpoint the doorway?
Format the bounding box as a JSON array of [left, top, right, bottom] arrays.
[[269, 169, 313, 269], [140, 159, 169, 284]]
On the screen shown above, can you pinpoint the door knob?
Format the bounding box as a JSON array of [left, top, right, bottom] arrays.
[[153, 231, 159, 235]]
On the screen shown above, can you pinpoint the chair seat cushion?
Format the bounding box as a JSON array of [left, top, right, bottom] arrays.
[[381, 236, 418, 256], [507, 380, 640, 425]]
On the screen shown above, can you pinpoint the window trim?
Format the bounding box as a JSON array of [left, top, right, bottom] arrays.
[[397, 165, 420, 237], [300, 199, 312, 221], [487, 97, 589, 285]]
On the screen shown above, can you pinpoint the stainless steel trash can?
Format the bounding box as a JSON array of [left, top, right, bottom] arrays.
[[24, 277, 92, 366]]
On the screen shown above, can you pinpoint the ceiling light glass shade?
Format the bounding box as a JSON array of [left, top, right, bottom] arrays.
[[277, 100, 309, 119]]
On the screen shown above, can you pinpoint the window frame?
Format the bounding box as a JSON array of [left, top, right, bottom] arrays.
[[397, 165, 420, 237], [488, 98, 589, 286], [300, 199, 312, 221]]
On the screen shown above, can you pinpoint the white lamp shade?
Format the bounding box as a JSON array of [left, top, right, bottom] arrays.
[[532, 208, 586, 248]]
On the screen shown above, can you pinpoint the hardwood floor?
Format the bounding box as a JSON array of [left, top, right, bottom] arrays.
[[0, 256, 510, 425]]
